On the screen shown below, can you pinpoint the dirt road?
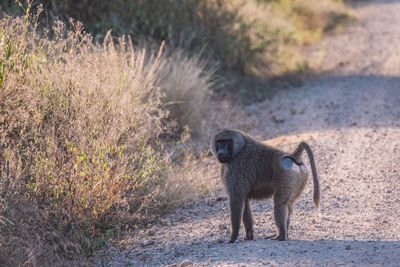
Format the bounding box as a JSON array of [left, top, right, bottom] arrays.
[[95, 1, 400, 265]]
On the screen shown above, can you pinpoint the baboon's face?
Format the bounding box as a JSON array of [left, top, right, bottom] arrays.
[[215, 139, 233, 163]]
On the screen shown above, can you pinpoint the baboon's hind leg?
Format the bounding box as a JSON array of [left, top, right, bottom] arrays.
[[273, 197, 289, 241], [243, 198, 254, 240], [286, 203, 293, 238]]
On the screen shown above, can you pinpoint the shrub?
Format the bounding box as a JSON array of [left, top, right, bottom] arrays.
[[0, 3, 219, 262], [0, 8, 171, 262]]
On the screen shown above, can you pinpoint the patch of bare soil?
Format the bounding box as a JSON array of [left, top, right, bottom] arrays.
[[94, 1, 400, 266]]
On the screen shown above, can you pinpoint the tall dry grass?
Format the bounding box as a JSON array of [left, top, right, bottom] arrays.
[[157, 49, 217, 135], [0, 6, 216, 265]]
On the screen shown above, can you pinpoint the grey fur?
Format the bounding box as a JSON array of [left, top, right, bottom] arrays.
[[210, 129, 320, 242]]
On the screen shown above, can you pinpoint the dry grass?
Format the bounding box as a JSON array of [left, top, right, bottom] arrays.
[[157, 48, 217, 136], [0, 6, 217, 265]]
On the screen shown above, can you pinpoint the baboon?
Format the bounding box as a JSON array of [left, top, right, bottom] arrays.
[[210, 129, 320, 242]]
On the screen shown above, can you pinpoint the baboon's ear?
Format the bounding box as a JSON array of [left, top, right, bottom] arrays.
[[232, 132, 244, 158]]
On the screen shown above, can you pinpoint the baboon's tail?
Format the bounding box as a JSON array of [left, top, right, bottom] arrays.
[[292, 142, 320, 208]]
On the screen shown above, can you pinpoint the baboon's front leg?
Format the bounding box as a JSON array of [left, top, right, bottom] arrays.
[[243, 198, 254, 240], [229, 195, 244, 243]]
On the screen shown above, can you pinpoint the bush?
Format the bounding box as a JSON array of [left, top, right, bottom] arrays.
[[0, 8, 217, 263]]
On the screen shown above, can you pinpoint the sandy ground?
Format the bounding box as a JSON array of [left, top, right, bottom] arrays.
[[94, 0, 400, 266]]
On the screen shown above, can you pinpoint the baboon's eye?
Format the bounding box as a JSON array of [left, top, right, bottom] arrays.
[[227, 141, 233, 153], [216, 140, 228, 149], [216, 142, 222, 151]]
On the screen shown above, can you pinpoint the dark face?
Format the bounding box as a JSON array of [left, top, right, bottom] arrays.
[[215, 139, 233, 163]]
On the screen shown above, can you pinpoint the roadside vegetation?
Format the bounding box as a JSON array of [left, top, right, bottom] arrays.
[[0, 0, 354, 265]]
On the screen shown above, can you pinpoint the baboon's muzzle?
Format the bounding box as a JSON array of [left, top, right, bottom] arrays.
[[217, 152, 232, 163]]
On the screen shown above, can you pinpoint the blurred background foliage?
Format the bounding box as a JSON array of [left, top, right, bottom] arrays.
[[0, 0, 353, 77]]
